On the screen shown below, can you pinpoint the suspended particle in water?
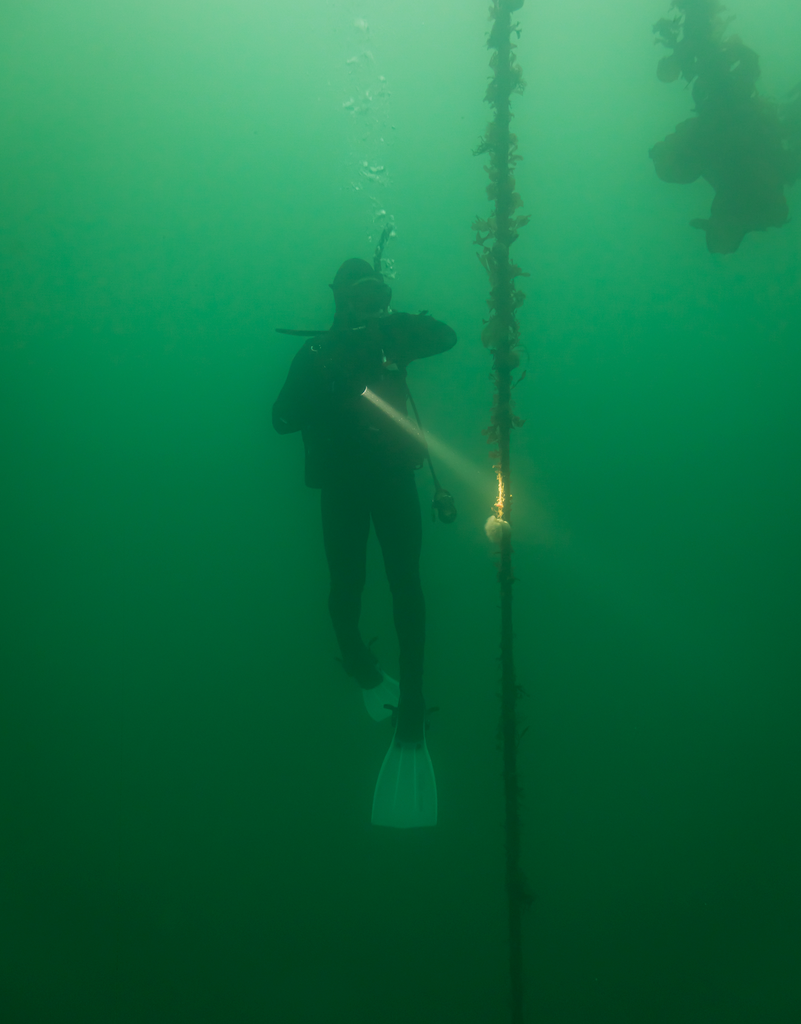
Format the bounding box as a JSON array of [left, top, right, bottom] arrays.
[[346, 56, 358, 64], [354, 18, 368, 31]]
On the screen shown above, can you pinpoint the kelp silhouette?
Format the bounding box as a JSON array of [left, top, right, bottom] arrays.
[[650, 0, 801, 253]]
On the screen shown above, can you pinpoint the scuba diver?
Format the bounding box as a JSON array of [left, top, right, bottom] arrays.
[[272, 257, 456, 827]]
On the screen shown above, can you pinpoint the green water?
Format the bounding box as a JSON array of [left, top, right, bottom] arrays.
[[1, 1, 800, 1021]]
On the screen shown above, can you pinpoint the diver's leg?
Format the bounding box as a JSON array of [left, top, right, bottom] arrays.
[[371, 470, 425, 739], [320, 478, 380, 686]]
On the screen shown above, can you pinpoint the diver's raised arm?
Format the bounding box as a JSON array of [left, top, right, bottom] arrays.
[[379, 311, 457, 365]]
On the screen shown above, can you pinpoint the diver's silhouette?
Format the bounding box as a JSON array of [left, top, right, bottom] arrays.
[[273, 259, 456, 749]]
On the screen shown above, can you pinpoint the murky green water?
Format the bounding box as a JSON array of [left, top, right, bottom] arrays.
[[1, 1, 800, 1021]]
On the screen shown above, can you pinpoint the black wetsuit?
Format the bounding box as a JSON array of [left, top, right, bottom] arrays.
[[273, 312, 456, 696]]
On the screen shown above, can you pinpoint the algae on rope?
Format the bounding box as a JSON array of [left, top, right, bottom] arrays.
[[473, 2, 531, 1022]]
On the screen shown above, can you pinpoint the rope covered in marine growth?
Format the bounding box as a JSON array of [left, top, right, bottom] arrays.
[[473, 2, 530, 1021]]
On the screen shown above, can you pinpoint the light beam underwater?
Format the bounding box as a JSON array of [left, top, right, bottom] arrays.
[[361, 386, 562, 546], [361, 387, 489, 494]]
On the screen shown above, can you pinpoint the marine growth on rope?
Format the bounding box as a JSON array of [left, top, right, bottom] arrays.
[[474, 0, 529, 525]]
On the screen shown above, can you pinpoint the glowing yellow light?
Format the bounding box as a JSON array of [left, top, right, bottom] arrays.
[[484, 468, 511, 543], [494, 467, 505, 520]]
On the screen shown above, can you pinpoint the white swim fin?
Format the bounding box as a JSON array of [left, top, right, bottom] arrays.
[[371, 728, 438, 828]]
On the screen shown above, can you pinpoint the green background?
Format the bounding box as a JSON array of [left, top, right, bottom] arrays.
[[1, 1, 799, 1021]]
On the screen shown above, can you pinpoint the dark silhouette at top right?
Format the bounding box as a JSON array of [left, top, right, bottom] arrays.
[[650, 0, 801, 253]]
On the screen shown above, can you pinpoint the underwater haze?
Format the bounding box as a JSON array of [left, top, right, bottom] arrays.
[[2, 0, 800, 1021]]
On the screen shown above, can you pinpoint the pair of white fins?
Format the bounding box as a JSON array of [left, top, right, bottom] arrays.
[[363, 674, 437, 829]]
